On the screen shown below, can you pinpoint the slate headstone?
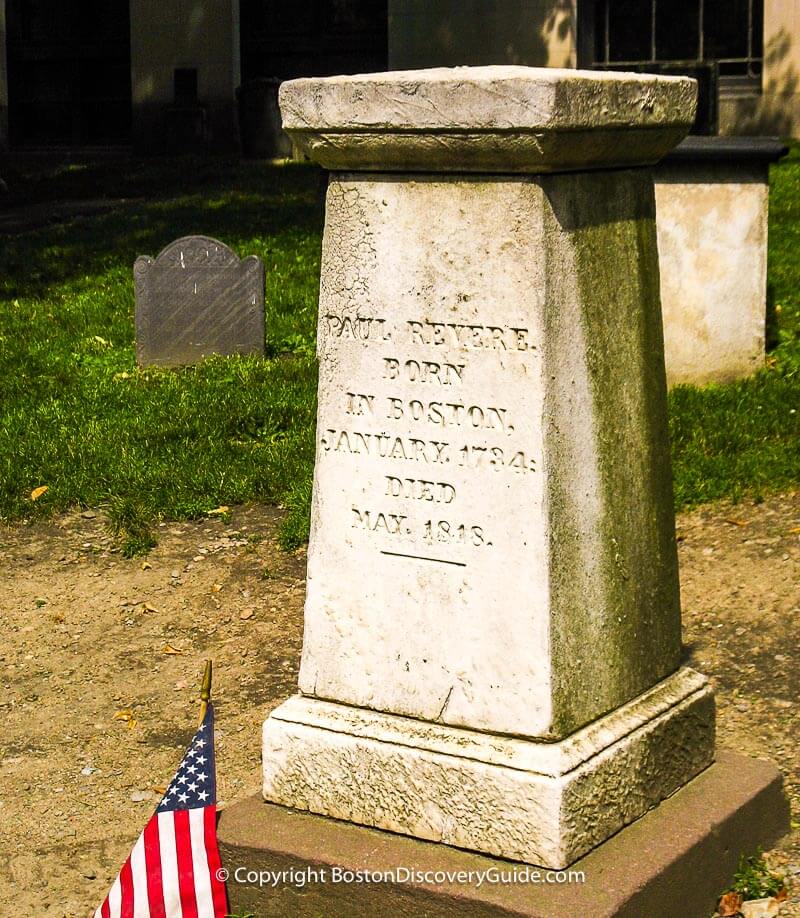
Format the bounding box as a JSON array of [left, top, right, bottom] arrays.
[[134, 235, 265, 367]]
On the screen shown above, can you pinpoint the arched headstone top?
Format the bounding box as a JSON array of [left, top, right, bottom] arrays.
[[135, 236, 265, 275]]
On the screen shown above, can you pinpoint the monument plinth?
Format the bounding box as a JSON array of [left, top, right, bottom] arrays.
[[262, 66, 715, 869]]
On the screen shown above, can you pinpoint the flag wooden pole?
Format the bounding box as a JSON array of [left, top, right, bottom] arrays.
[[199, 659, 212, 726], [95, 657, 225, 916]]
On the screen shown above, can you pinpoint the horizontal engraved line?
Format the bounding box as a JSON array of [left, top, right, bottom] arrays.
[[380, 550, 466, 568]]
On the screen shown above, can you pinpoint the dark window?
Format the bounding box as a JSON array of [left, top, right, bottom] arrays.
[[240, 0, 388, 83], [590, 0, 763, 83], [6, 0, 132, 146], [606, 0, 651, 63], [655, 0, 699, 61], [174, 69, 199, 106]]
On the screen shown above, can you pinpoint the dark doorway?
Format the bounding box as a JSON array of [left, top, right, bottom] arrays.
[[240, 0, 388, 83], [6, 0, 132, 147]]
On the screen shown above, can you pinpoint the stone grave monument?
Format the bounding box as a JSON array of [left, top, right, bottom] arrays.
[[219, 67, 788, 916], [263, 64, 713, 865], [134, 235, 265, 367]]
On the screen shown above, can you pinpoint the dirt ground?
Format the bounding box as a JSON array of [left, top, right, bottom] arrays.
[[0, 494, 798, 917]]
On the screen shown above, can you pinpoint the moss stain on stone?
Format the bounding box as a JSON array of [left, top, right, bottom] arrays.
[[542, 168, 682, 738]]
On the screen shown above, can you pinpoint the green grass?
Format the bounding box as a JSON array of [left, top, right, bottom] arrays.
[[729, 848, 786, 901], [0, 148, 799, 551], [0, 158, 322, 549], [668, 143, 800, 508]]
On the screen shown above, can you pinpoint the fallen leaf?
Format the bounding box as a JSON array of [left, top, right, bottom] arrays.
[[161, 644, 183, 655], [113, 709, 138, 728], [788, 526, 800, 534], [724, 518, 749, 527], [206, 506, 230, 516], [30, 485, 49, 501], [143, 603, 159, 614], [717, 890, 743, 916], [94, 335, 110, 346], [211, 583, 222, 593], [775, 888, 789, 903], [140, 561, 152, 570]]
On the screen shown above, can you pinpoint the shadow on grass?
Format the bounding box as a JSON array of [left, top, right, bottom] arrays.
[[2, 151, 800, 551], [0, 160, 325, 301], [0, 159, 323, 548]]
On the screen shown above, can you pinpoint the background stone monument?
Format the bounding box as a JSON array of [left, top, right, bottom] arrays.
[[220, 66, 789, 916], [134, 235, 265, 367]]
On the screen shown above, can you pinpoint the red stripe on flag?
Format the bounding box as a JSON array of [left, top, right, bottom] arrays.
[[119, 856, 135, 918], [204, 806, 229, 916], [143, 815, 167, 918], [101, 898, 111, 918], [175, 809, 199, 918]]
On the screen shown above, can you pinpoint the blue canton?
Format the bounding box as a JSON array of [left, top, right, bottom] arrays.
[[156, 703, 217, 813]]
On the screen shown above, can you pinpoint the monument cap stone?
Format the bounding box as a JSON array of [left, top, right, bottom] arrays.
[[279, 65, 697, 172]]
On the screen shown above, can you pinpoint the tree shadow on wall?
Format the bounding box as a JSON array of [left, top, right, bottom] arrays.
[[728, 29, 798, 137], [389, 0, 575, 69]]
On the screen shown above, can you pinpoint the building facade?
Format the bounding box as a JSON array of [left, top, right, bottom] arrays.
[[0, 0, 797, 151], [388, 0, 800, 137]]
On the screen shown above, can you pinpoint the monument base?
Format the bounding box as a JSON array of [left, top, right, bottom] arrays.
[[261, 668, 715, 868], [219, 751, 789, 918]]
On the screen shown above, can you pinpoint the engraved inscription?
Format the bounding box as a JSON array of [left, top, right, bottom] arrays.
[[319, 310, 538, 564], [457, 445, 536, 473], [351, 508, 409, 534], [407, 320, 532, 351], [345, 393, 375, 416], [383, 358, 465, 385], [385, 398, 513, 434], [321, 430, 451, 464], [385, 476, 456, 504], [323, 314, 390, 340], [423, 519, 489, 547]]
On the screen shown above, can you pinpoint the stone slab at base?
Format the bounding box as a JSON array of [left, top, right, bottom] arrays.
[[262, 668, 714, 868], [219, 751, 789, 918]]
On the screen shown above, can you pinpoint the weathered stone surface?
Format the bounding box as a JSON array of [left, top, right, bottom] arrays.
[[134, 235, 265, 367], [263, 66, 714, 868], [263, 669, 714, 868], [225, 751, 791, 918], [298, 169, 681, 740], [655, 162, 768, 386], [279, 66, 697, 172]]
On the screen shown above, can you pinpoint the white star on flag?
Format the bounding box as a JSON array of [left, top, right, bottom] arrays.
[[93, 691, 227, 917]]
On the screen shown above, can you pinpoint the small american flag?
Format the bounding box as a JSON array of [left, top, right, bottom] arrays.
[[94, 702, 228, 917]]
